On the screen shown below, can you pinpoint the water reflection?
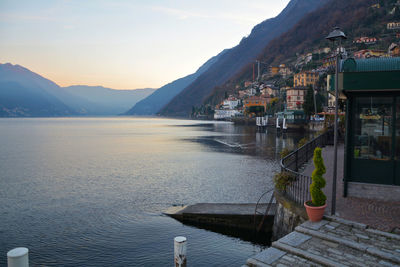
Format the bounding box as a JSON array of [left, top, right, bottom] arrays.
[[183, 123, 305, 160]]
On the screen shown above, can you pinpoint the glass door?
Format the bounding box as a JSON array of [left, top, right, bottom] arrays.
[[351, 96, 394, 184]]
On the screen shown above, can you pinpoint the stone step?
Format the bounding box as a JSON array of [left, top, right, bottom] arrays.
[[245, 247, 322, 267], [298, 218, 400, 264], [245, 217, 400, 267]]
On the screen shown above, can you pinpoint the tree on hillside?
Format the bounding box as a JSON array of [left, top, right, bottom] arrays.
[[303, 86, 324, 116]]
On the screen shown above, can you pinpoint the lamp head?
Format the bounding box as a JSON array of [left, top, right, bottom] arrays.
[[326, 27, 347, 42]]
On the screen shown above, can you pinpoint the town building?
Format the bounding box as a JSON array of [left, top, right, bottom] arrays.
[[339, 57, 400, 201], [353, 49, 387, 59], [222, 96, 240, 109], [243, 96, 270, 112], [262, 85, 280, 97], [286, 87, 307, 110], [244, 81, 253, 88], [388, 43, 400, 57], [269, 66, 280, 76], [214, 109, 240, 120], [387, 22, 400, 30], [293, 71, 319, 87], [278, 64, 292, 78], [322, 55, 336, 68], [246, 87, 257, 96], [353, 36, 377, 45]]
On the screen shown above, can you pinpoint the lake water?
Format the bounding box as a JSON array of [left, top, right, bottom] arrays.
[[0, 117, 303, 266]]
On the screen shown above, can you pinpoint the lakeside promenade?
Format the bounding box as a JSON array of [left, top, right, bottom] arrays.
[[245, 143, 400, 266], [302, 144, 400, 233]]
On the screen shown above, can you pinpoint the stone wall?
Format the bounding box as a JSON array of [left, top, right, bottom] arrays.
[[272, 190, 308, 240]]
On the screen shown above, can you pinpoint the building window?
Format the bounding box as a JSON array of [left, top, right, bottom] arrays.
[[353, 97, 392, 160]]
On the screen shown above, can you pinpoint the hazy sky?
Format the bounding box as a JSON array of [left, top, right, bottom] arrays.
[[0, 0, 289, 89]]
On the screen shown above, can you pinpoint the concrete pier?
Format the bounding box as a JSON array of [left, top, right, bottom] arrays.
[[164, 203, 276, 233]]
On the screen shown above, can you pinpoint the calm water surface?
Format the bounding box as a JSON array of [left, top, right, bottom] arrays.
[[0, 117, 303, 266]]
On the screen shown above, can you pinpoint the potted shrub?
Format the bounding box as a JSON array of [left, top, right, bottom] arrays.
[[304, 147, 327, 222]]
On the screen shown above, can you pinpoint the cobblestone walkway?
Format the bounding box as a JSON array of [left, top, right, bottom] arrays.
[[244, 216, 400, 267], [302, 144, 400, 233]]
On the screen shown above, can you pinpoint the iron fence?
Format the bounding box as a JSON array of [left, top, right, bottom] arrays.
[[280, 129, 334, 205]]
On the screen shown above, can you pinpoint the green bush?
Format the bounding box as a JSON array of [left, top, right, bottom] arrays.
[[280, 148, 292, 158], [310, 147, 327, 206], [274, 172, 295, 192], [297, 137, 308, 148]]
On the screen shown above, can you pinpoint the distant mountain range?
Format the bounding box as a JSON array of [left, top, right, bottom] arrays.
[[63, 85, 154, 115], [124, 49, 227, 115], [158, 0, 329, 117], [0, 63, 154, 117]]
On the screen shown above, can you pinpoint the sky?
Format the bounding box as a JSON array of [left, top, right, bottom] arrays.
[[0, 0, 290, 89]]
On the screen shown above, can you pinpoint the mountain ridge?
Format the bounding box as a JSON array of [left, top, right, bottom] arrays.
[[159, 0, 330, 117], [124, 49, 227, 115]]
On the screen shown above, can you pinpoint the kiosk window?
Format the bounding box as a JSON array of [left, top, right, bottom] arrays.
[[353, 97, 392, 160]]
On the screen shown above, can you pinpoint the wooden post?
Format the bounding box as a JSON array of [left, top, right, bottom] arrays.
[[174, 236, 187, 267], [7, 247, 29, 267]]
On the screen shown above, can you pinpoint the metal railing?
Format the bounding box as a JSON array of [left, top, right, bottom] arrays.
[[280, 129, 334, 205]]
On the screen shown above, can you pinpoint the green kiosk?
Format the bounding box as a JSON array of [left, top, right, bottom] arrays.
[[341, 57, 400, 200]]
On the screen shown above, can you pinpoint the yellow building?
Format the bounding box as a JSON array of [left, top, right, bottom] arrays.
[[293, 71, 319, 87], [269, 66, 280, 76]]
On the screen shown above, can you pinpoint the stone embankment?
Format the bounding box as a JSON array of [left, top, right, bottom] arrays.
[[245, 215, 400, 267]]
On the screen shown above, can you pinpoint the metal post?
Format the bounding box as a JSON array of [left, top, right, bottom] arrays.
[[174, 236, 187, 267], [7, 248, 29, 267], [331, 44, 340, 216], [313, 84, 317, 116]]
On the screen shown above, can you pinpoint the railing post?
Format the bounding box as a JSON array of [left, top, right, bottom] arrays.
[[295, 150, 298, 172]]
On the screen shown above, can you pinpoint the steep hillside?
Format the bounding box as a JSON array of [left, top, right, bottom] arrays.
[[0, 63, 77, 117], [64, 85, 155, 115], [125, 49, 226, 115], [208, 0, 400, 104], [0, 81, 75, 117], [159, 0, 329, 117]]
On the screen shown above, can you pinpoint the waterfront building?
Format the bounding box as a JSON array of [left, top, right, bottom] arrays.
[[339, 57, 400, 200], [293, 71, 318, 87], [243, 96, 270, 112], [286, 87, 307, 110], [214, 109, 240, 119]]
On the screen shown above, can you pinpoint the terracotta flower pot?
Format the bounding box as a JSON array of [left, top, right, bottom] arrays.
[[304, 201, 327, 222]]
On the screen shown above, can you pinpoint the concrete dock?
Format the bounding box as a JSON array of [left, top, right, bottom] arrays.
[[164, 203, 276, 233]]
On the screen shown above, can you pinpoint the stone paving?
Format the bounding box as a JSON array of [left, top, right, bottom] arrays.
[[302, 144, 400, 233], [245, 216, 400, 267]]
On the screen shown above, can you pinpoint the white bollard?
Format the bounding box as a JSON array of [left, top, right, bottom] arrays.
[[174, 236, 187, 267], [7, 247, 29, 267]]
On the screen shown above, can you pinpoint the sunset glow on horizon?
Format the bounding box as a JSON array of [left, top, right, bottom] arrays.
[[0, 0, 289, 90]]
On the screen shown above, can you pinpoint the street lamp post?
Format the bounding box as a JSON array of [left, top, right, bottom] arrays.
[[326, 27, 346, 216]]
